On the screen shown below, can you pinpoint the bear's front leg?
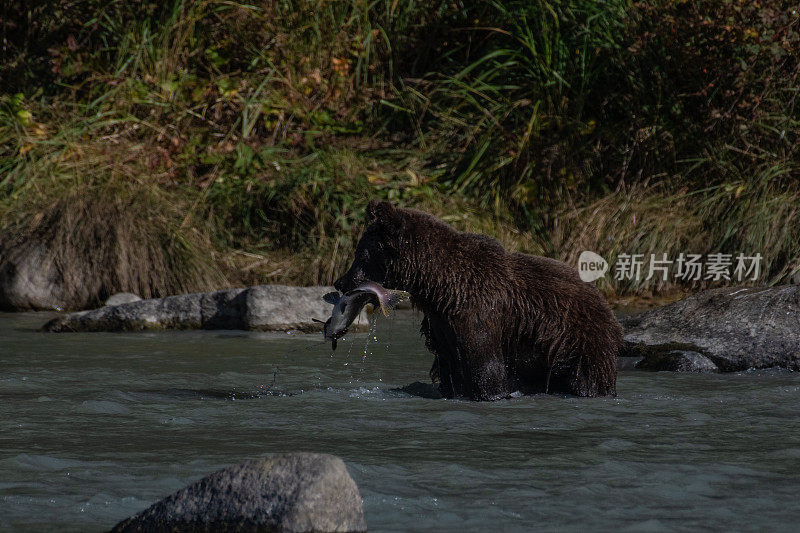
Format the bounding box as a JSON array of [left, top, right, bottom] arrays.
[[421, 313, 461, 398], [429, 357, 439, 384]]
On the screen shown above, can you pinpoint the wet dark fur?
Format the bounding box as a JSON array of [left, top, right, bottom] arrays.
[[335, 200, 622, 401]]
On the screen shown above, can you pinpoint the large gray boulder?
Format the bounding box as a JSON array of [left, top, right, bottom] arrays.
[[621, 285, 800, 372], [110, 453, 367, 533], [0, 242, 65, 311], [43, 285, 366, 333]]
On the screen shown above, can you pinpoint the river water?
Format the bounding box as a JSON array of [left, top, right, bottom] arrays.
[[1, 311, 799, 532]]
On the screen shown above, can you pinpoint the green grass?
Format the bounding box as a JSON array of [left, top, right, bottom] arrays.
[[1, 0, 799, 308]]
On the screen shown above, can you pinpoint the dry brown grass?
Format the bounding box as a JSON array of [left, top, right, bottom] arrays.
[[550, 168, 800, 294], [0, 184, 225, 309]]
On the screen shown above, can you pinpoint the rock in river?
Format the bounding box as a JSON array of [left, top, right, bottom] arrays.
[[110, 453, 367, 533], [104, 292, 142, 306], [43, 285, 366, 333], [621, 285, 800, 372], [631, 349, 721, 373]]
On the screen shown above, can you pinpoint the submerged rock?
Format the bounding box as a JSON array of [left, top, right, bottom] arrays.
[[43, 285, 367, 333], [110, 453, 367, 533], [632, 349, 719, 373], [621, 285, 800, 372]]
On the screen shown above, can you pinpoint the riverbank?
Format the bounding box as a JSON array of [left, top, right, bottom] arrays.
[[2, 1, 799, 306]]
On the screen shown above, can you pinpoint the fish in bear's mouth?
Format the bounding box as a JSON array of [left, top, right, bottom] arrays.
[[317, 281, 409, 350]]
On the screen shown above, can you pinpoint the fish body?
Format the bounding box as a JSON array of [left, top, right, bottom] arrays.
[[322, 281, 408, 349]]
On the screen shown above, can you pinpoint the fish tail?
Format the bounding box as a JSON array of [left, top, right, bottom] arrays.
[[379, 290, 408, 315]]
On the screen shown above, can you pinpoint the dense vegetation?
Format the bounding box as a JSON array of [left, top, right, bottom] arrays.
[[1, 0, 798, 306]]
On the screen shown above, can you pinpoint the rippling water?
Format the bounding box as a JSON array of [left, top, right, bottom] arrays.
[[1, 311, 799, 532]]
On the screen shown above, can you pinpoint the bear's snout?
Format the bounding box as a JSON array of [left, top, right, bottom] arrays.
[[334, 276, 356, 293]]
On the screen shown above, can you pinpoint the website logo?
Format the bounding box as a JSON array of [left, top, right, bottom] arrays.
[[577, 251, 762, 283], [578, 251, 609, 282]]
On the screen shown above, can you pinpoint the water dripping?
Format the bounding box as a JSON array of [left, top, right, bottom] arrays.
[[362, 312, 381, 362]]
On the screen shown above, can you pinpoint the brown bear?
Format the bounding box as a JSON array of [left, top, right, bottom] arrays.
[[334, 200, 622, 401]]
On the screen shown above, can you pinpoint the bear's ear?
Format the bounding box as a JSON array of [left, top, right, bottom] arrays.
[[366, 199, 403, 240], [366, 199, 394, 223]]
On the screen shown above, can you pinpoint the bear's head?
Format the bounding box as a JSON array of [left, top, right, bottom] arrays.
[[334, 200, 406, 293]]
